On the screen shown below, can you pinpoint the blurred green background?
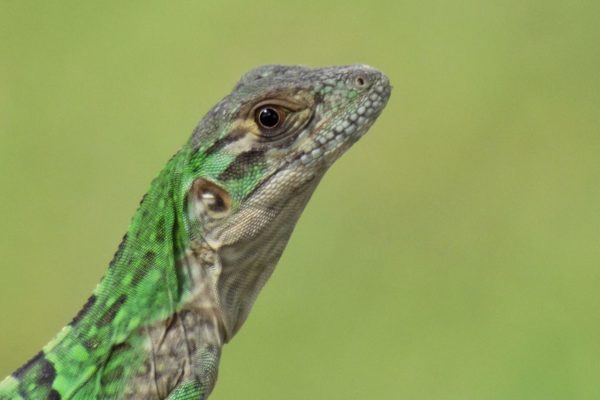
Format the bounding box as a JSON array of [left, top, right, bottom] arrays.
[[1, 1, 599, 399]]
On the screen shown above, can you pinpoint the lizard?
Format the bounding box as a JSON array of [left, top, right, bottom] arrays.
[[0, 64, 391, 399]]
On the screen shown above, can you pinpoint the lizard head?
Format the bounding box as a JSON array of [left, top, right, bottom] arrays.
[[186, 64, 391, 234], [183, 64, 391, 336]]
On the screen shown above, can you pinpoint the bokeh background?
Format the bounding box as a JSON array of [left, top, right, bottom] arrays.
[[1, 1, 599, 399]]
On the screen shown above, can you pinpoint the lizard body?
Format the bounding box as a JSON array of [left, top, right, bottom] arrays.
[[0, 64, 391, 399]]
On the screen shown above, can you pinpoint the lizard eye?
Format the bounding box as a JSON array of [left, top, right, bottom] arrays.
[[256, 106, 285, 131]]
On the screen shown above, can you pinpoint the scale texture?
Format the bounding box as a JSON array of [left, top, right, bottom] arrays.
[[0, 64, 391, 399]]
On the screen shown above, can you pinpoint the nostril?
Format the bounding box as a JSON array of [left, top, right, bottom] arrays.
[[354, 75, 368, 89]]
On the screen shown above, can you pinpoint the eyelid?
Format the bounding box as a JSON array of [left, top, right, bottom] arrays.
[[250, 99, 301, 117]]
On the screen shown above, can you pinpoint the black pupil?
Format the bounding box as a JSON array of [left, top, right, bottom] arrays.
[[258, 107, 280, 128]]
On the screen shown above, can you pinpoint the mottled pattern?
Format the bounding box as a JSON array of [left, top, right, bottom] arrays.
[[0, 64, 390, 399]]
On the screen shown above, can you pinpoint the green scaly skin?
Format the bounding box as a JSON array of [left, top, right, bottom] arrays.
[[0, 64, 391, 399]]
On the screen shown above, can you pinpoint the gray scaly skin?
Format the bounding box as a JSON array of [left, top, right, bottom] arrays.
[[0, 64, 391, 399]]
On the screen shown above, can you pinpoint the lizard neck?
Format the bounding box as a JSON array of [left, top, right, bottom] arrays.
[[7, 149, 194, 398], [192, 176, 323, 341]]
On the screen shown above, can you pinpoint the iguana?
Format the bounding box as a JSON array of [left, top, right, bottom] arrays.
[[0, 64, 391, 399]]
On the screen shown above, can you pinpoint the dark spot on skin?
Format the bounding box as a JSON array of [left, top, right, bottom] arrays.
[[98, 295, 127, 327], [144, 250, 156, 264], [69, 295, 97, 326], [13, 351, 44, 379], [100, 364, 125, 387], [108, 341, 132, 359], [200, 127, 248, 159], [48, 389, 61, 400], [84, 337, 101, 350], [205, 344, 220, 357], [187, 337, 198, 354], [131, 251, 156, 286], [218, 150, 265, 181], [109, 233, 128, 269], [13, 352, 57, 388], [138, 193, 148, 206], [156, 217, 166, 243], [169, 216, 186, 299], [313, 91, 324, 105]]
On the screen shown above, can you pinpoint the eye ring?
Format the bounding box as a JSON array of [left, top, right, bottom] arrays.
[[255, 106, 285, 130]]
